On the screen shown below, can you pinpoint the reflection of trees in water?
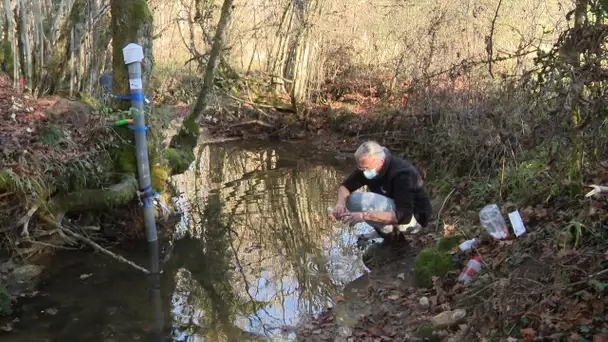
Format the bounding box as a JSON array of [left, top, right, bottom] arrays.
[[166, 147, 268, 341], [167, 144, 364, 339]]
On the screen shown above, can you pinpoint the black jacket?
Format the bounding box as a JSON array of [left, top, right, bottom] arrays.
[[341, 149, 432, 227]]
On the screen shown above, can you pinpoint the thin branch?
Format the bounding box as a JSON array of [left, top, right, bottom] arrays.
[[436, 188, 457, 232], [486, 0, 503, 78], [0, 192, 14, 200], [41, 216, 150, 274]]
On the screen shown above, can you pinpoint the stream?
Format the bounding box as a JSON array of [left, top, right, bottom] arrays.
[[5, 141, 376, 341]]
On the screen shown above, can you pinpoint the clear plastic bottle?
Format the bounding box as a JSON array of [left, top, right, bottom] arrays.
[[458, 256, 483, 285], [479, 204, 509, 239]]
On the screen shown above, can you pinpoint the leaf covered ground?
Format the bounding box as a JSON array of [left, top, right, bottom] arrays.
[[0, 74, 114, 248]]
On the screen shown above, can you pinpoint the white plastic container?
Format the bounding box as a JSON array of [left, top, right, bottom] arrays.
[[479, 204, 509, 239], [508, 209, 527, 237], [458, 256, 483, 285], [458, 239, 478, 252]]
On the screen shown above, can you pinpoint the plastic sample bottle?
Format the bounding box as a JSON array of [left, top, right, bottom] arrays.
[[458, 256, 483, 285]]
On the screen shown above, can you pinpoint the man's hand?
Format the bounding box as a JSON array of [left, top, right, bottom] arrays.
[[343, 212, 365, 225], [333, 204, 348, 220]]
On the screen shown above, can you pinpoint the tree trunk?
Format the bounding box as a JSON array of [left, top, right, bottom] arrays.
[[37, 0, 84, 95], [50, 0, 64, 44], [69, 28, 74, 96], [166, 0, 234, 176], [189, 0, 233, 123], [3, 0, 20, 89], [567, 0, 588, 196], [17, 0, 30, 90], [110, 0, 154, 110], [267, 3, 293, 95], [32, 0, 44, 88]]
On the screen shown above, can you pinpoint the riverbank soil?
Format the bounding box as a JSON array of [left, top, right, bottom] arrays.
[[0, 72, 179, 328], [294, 191, 608, 341]]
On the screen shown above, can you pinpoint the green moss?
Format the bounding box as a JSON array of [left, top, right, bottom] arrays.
[[68, 0, 86, 24], [416, 323, 438, 341], [0, 171, 10, 190], [78, 93, 102, 109], [183, 115, 200, 135], [414, 247, 457, 288], [150, 166, 168, 192], [169, 116, 200, 152], [0, 284, 12, 316], [131, 0, 153, 22], [164, 148, 195, 174], [0, 39, 14, 75], [436, 235, 464, 253]]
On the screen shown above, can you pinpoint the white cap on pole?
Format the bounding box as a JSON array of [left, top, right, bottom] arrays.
[[123, 43, 144, 64]]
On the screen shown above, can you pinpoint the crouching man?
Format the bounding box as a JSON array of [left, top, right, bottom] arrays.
[[332, 141, 432, 243]]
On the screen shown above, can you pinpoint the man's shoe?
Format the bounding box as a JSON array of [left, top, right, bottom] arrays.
[[398, 223, 422, 235]]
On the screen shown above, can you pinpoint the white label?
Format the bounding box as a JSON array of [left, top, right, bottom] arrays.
[[508, 210, 527, 237], [129, 78, 143, 90]]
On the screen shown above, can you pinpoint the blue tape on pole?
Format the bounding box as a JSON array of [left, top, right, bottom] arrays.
[[130, 92, 145, 102], [112, 94, 151, 103], [126, 124, 150, 132], [142, 191, 157, 199], [140, 185, 153, 193]]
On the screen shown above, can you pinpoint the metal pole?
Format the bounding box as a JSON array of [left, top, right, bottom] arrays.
[[122, 44, 159, 276]]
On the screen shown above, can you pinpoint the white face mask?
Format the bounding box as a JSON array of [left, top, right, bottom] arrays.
[[363, 169, 378, 179]]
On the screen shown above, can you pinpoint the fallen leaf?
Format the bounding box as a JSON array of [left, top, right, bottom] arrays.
[[368, 325, 383, 336], [313, 329, 322, 334], [397, 273, 405, 280], [594, 332, 608, 342], [333, 295, 345, 303], [521, 327, 535, 340]]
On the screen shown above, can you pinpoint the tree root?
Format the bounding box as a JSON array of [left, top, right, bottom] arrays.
[[48, 176, 138, 223], [16, 204, 40, 238]]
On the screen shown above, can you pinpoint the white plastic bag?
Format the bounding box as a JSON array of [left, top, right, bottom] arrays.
[[479, 204, 509, 239]]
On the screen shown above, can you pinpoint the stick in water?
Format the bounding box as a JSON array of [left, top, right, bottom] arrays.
[[42, 216, 150, 274]]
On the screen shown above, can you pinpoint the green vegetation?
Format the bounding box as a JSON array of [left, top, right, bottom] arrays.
[[414, 247, 457, 288], [416, 323, 438, 341]]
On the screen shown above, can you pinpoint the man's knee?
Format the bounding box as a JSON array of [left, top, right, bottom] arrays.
[[346, 191, 395, 213]]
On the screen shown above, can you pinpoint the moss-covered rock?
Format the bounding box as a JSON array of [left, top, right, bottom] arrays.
[[414, 247, 457, 288], [150, 165, 169, 192], [110, 126, 169, 192]]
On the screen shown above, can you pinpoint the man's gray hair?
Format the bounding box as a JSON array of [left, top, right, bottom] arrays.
[[354, 141, 386, 160]]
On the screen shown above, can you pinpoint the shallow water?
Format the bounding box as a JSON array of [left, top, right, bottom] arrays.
[[4, 141, 377, 341]]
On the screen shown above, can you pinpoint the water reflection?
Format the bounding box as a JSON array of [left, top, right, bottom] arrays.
[[166, 143, 367, 340]]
